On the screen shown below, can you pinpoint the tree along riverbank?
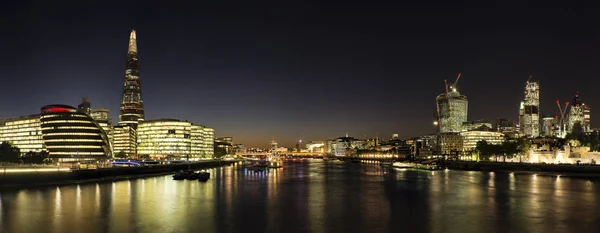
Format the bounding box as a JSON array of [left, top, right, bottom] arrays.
[[0, 160, 238, 189]]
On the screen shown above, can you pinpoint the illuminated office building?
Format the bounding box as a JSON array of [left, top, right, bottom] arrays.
[[437, 133, 463, 155], [326, 135, 366, 156], [113, 125, 136, 157], [0, 114, 44, 154], [191, 125, 205, 159], [519, 79, 540, 137], [119, 30, 144, 128], [40, 105, 111, 162], [436, 74, 468, 133], [203, 127, 215, 158], [137, 119, 215, 160], [91, 108, 113, 154], [568, 93, 591, 133], [461, 130, 505, 152]]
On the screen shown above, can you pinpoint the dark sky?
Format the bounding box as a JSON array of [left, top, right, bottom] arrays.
[[1, 1, 600, 147]]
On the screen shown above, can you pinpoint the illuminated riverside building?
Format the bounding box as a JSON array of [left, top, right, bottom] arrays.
[[460, 129, 505, 151], [119, 30, 144, 128], [191, 125, 204, 158], [113, 125, 136, 157], [437, 133, 463, 155], [203, 127, 215, 157], [306, 141, 326, 153], [137, 119, 215, 159], [40, 105, 111, 162], [326, 135, 366, 156], [436, 74, 468, 133], [519, 78, 540, 137], [0, 114, 44, 154], [91, 108, 113, 154]]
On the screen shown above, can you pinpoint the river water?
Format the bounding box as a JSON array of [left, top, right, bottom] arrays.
[[0, 160, 599, 233]]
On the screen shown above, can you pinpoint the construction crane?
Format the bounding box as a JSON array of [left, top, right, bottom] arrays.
[[454, 73, 462, 88], [556, 100, 570, 136]]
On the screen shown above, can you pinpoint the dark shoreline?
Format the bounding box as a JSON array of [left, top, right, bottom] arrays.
[[445, 160, 600, 179], [0, 160, 238, 190]]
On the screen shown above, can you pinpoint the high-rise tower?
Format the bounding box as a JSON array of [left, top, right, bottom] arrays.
[[519, 77, 540, 138], [568, 92, 591, 133], [119, 30, 144, 128], [436, 73, 468, 133]]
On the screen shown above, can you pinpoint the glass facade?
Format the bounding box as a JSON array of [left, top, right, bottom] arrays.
[[40, 105, 111, 162], [137, 120, 214, 160], [519, 80, 540, 137], [461, 131, 505, 151], [568, 94, 591, 133], [119, 30, 144, 128], [437, 84, 468, 133], [91, 108, 113, 155], [437, 133, 463, 155], [0, 115, 44, 154], [203, 127, 214, 158], [113, 125, 136, 157]]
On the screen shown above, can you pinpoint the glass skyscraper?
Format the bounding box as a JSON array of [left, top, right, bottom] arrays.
[[436, 75, 468, 133], [119, 30, 144, 128]]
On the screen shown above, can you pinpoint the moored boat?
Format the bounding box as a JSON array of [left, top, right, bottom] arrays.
[[392, 162, 415, 169], [198, 171, 210, 182], [185, 172, 199, 180], [172, 170, 188, 180], [380, 161, 393, 167]]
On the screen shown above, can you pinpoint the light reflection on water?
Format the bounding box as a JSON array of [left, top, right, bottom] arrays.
[[0, 161, 599, 233]]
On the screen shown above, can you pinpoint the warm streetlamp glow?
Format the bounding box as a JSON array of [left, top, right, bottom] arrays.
[[433, 121, 439, 126]]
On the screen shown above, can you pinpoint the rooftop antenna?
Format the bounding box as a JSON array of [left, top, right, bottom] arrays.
[[527, 75, 532, 82]]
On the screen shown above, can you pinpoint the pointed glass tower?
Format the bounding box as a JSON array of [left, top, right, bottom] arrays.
[[119, 30, 144, 128]]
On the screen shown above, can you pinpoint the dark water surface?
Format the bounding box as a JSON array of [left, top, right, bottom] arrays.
[[1, 160, 599, 233]]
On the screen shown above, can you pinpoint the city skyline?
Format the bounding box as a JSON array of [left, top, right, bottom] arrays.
[[1, 1, 600, 147]]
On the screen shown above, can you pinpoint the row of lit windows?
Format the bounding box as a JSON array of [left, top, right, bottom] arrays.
[[0, 127, 38, 133], [3, 119, 39, 126], [41, 120, 93, 124], [138, 122, 191, 127], [44, 132, 100, 136], [44, 139, 104, 143], [0, 132, 42, 137], [0, 129, 41, 135], [51, 152, 106, 155], [138, 126, 192, 131], [1, 139, 43, 144], [46, 145, 104, 149], [41, 114, 87, 119], [42, 126, 100, 131]]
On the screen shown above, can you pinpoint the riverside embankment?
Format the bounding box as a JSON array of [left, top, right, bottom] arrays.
[[0, 160, 238, 188], [446, 160, 600, 177]]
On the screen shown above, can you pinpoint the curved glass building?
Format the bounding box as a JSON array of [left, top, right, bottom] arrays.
[[40, 105, 111, 162], [436, 80, 468, 133]]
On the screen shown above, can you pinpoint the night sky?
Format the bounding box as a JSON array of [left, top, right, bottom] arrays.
[[1, 1, 599, 147]]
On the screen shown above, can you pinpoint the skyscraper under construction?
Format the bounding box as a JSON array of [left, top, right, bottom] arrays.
[[119, 30, 144, 128], [436, 73, 468, 133], [519, 77, 540, 138]]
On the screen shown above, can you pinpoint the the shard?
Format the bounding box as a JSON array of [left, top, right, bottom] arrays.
[[119, 30, 144, 128]]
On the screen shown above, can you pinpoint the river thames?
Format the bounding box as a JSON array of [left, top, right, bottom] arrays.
[[1, 160, 599, 233]]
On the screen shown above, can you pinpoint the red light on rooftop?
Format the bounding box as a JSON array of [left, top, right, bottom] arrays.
[[42, 107, 73, 113]]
